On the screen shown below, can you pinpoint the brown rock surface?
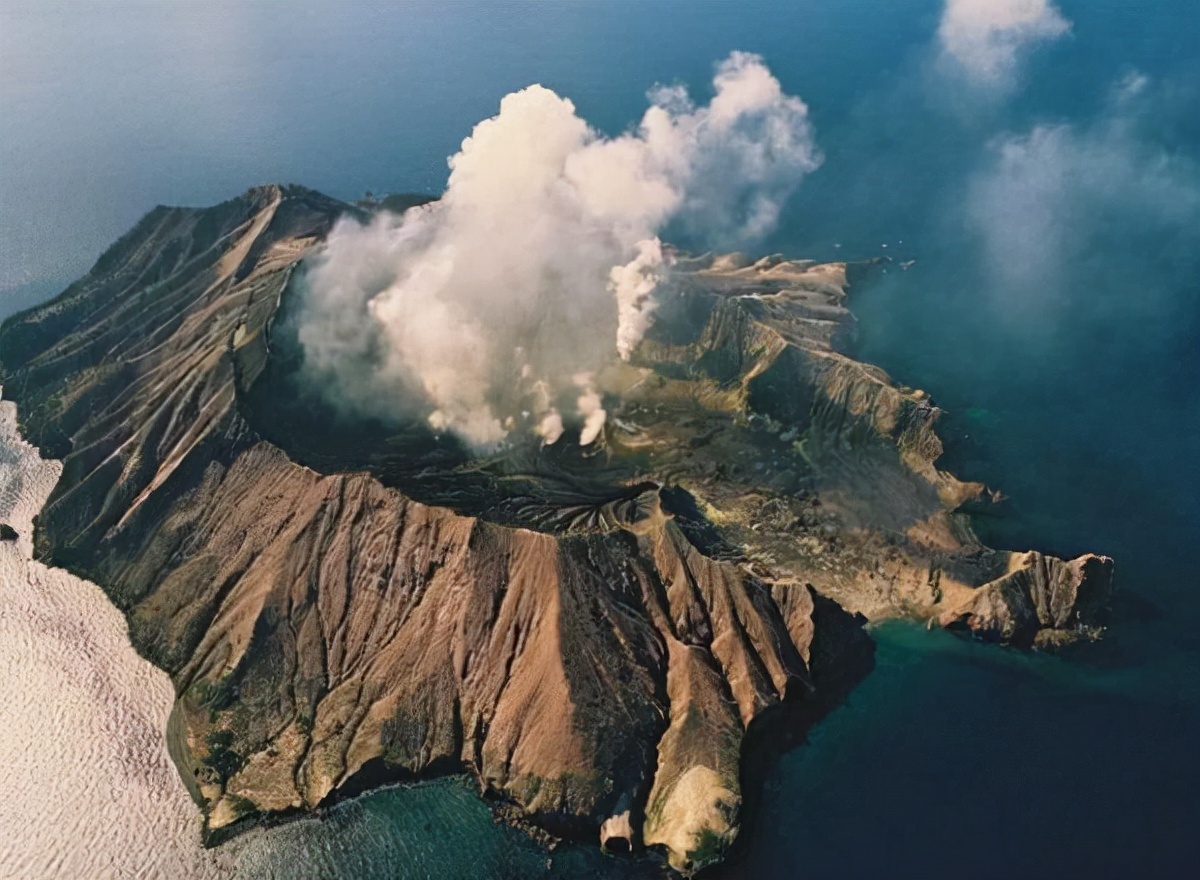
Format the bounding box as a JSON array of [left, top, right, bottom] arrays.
[[624, 252, 1114, 649]]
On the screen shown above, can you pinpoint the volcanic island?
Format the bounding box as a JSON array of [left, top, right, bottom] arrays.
[[0, 185, 1112, 875]]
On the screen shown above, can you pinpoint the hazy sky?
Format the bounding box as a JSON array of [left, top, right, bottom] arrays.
[[1, 0, 1195, 311], [0, 0, 928, 301]]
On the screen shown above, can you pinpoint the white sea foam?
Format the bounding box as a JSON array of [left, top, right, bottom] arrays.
[[0, 399, 232, 879]]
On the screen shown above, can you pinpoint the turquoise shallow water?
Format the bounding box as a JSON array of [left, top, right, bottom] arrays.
[[230, 777, 652, 880], [2, 1, 1198, 876]]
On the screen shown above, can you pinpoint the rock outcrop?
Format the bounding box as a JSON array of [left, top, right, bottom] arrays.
[[0, 186, 1111, 874], [622, 252, 1114, 651]]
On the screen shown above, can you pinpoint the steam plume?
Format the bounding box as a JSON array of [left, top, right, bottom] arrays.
[[965, 71, 1200, 320], [298, 52, 820, 447], [937, 0, 1070, 90]]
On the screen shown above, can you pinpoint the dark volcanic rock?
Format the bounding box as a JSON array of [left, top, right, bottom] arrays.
[[0, 523, 17, 541], [0, 186, 1111, 874]]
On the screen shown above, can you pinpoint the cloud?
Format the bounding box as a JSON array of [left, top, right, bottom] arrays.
[[298, 52, 820, 447], [964, 72, 1200, 321], [937, 0, 1071, 90]]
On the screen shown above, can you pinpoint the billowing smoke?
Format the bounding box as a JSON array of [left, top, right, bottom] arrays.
[[937, 0, 1071, 90], [298, 52, 820, 447]]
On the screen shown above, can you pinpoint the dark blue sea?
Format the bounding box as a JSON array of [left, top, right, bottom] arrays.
[[2, 2, 1197, 877]]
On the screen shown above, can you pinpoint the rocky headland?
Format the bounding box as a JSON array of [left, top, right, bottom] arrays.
[[0, 185, 1112, 874]]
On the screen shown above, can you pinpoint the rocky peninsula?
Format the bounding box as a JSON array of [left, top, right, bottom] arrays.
[[0, 185, 1112, 874]]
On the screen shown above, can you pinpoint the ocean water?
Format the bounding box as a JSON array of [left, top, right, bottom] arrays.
[[0, 401, 230, 880], [1, 1, 1198, 877]]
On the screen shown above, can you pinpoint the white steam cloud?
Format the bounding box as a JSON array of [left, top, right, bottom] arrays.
[[937, 0, 1071, 89], [298, 52, 820, 447], [965, 72, 1200, 318]]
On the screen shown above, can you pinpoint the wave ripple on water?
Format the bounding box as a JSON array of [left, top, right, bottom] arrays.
[[0, 399, 231, 879]]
